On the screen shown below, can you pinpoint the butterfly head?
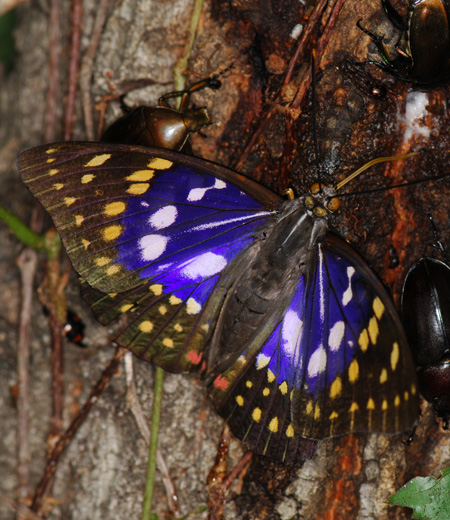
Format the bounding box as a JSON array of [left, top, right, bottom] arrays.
[[304, 182, 340, 218]]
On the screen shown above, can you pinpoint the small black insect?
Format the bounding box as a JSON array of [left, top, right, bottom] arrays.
[[401, 256, 450, 426], [101, 74, 224, 150], [358, 0, 450, 85], [64, 309, 87, 348]]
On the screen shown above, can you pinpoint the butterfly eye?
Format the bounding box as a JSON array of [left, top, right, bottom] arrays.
[[327, 196, 340, 211], [310, 182, 325, 194]]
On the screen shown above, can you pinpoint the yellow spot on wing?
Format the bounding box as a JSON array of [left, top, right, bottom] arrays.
[[286, 424, 294, 437], [104, 201, 126, 217], [81, 173, 95, 184], [381, 400, 388, 411], [358, 329, 369, 352], [46, 147, 57, 154], [162, 338, 174, 348], [368, 316, 379, 344], [348, 359, 359, 383], [279, 381, 288, 395], [49, 168, 59, 175], [373, 297, 385, 319], [169, 295, 182, 305], [252, 408, 262, 422], [65, 197, 76, 206], [349, 402, 359, 412], [268, 417, 279, 433], [391, 342, 400, 371], [150, 284, 163, 295], [246, 380, 253, 388], [75, 215, 84, 226], [262, 388, 270, 396], [159, 305, 168, 315], [394, 395, 401, 407], [330, 376, 342, 399], [379, 368, 388, 383], [306, 401, 313, 415], [150, 158, 173, 169], [174, 323, 183, 332], [120, 304, 133, 313], [186, 298, 201, 315], [329, 411, 339, 420], [367, 398, 375, 410], [53, 183, 64, 190], [82, 239, 90, 250], [126, 170, 154, 182], [47, 157, 56, 164], [139, 321, 154, 333], [103, 224, 122, 241], [314, 404, 320, 419], [107, 265, 120, 275], [95, 256, 110, 267], [85, 154, 111, 167], [236, 395, 244, 406], [267, 369, 275, 383], [127, 183, 149, 195]]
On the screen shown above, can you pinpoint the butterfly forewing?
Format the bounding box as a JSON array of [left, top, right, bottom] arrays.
[[18, 142, 279, 373]]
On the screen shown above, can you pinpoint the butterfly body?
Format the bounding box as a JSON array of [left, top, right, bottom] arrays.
[[19, 141, 419, 463]]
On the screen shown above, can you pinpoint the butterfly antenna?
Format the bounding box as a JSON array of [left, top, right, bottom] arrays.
[[334, 152, 418, 191], [311, 50, 322, 190]]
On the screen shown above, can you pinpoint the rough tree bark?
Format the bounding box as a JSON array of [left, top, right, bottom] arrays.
[[1, 0, 450, 519]]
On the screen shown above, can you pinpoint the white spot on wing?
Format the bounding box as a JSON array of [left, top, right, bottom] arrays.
[[342, 267, 355, 306], [329, 321, 345, 351], [181, 252, 227, 280], [187, 178, 226, 201], [307, 345, 327, 378], [139, 234, 168, 261], [149, 205, 177, 230], [256, 353, 270, 369], [281, 310, 303, 367]]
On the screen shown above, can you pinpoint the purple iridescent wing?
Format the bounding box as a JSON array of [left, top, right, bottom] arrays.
[[209, 232, 418, 462], [18, 142, 281, 373]]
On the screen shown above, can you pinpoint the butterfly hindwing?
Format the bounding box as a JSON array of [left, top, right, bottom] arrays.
[[18, 142, 281, 372], [291, 233, 418, 438], [209, 231, 418, 462]]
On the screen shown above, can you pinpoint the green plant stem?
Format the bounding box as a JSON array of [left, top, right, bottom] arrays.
[[0, 205, 46, 250], [141, 366, 165, 520], [173, 0, 205, 92], [0, 204, 62, 259]]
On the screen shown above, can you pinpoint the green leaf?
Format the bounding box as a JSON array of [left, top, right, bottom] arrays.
[[389, 468, 450, 519]]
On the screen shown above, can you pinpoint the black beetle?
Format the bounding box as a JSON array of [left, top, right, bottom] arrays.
[[401, 257, 450, 426], [101, 74, 224, 150], [358, 0, 450, 85]]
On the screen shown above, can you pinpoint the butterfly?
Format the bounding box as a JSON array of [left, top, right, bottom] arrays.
[[18, 141, 419, 464]]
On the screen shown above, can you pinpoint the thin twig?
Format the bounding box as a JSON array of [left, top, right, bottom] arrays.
[[16, 248, 38, 510], [31, 348, 126, 514], [64, 0, 83, 140], [80, 0, 111, 140], [44, 0, 60, 143]]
